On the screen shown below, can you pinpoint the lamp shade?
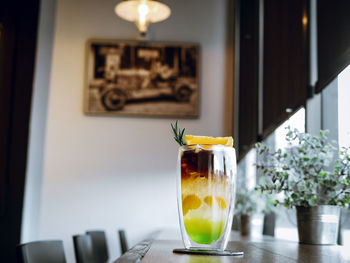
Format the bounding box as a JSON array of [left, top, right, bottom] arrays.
[[115, 0, 171, 33]]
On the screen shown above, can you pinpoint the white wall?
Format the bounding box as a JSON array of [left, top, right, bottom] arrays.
[[21, 0, 56, 243], [37, 0, 230, 262]]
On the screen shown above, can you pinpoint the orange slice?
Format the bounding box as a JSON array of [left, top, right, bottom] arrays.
[[204, 196, 213, 207], [184, 135, 234, 147], [204, 196, 227, 210], [182, 195, 201, 216], [216, 197, 227, 210]]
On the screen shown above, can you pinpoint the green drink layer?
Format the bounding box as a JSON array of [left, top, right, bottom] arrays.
[[184, 217, 225, 244]]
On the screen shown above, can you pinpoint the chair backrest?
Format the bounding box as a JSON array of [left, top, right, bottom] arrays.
[[73, 235, 98, 263], [16, 240, 66, 263], [118, 229, 129, 255], [86, 230, 109, 262]]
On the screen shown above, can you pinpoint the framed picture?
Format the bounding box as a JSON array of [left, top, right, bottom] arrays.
[[84, 39, 200, 118]]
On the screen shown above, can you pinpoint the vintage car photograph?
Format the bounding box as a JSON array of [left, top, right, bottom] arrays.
[[85, 40, 199, 117]]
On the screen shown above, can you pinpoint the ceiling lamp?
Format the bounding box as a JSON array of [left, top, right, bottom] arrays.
[[115, 0, 171, 35]]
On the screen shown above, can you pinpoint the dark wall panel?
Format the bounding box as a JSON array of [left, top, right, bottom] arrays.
[[0, 1, 39, 262], [237, 0, 259, 160], [236, 0, 308, 160], [317, 0, 350, 92], [263, 0, 307, 138]]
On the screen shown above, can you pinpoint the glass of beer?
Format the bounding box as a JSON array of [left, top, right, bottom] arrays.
[[177, 144, 237, 251]]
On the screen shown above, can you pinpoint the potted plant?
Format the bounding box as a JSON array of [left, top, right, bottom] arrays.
[[234, 189, 258, 236], [255, 128, 350, 244], [234, 188, 275, 236]]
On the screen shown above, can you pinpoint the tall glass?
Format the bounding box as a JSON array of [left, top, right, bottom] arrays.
[[177, 144, 237, 251]]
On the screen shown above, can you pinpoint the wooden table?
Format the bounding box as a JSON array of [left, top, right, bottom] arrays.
[[114, 229, 350, 263]]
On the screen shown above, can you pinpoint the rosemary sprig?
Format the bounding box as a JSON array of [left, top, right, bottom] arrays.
[[171, 121, 186, 146]]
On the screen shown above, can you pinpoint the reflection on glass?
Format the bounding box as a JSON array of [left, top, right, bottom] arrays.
[[188, 256, 222, 263]]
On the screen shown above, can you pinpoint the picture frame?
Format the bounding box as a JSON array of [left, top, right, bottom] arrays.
[[84, 39, 200, 118]]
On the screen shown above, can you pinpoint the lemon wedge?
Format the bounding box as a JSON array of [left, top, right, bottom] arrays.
[[184, 135, 234, 147]]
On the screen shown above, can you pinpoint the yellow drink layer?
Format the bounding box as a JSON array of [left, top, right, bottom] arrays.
[[181, 175, 230, 244]]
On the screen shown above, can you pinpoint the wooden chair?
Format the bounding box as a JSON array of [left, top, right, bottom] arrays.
[[86, 230, 109, 262], [118, 229, 129, 254], [16, 240, 66, 263], [73, 234, 98, 263]]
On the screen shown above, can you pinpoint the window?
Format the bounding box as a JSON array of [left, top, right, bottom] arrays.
[[237, 64, 350, 244], [338, 64, 350, 149], [338, 64, 350, 245], [237, 108, 305, 241], [265, 108, 305, 242]]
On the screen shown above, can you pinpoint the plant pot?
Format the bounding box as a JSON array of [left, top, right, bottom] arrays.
[[262, 212, 276, 236], [240, 214, 251, 236], [296, 205, 340, 245], [239, 214, 264, 236]]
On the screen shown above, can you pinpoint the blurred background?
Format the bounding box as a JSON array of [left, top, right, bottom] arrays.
[[1, 0, 350, 262]]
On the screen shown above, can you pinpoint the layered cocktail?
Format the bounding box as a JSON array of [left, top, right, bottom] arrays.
[[177, 142, 236, 250]]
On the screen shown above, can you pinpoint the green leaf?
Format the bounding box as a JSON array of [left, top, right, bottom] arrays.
[[318, 172, 328, 178], [171, 121, 186, 146], [298, 185, 306, 191], [309, 195, 318, 206]]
